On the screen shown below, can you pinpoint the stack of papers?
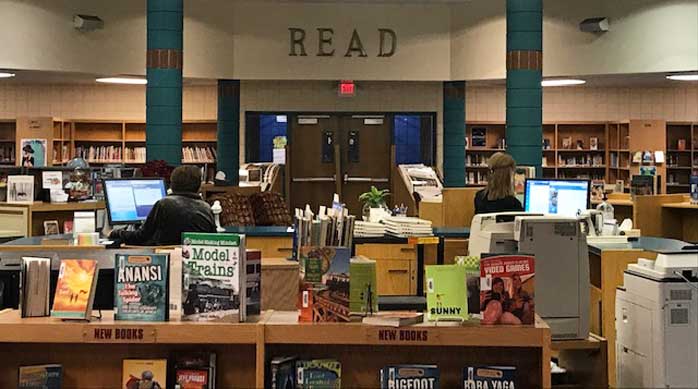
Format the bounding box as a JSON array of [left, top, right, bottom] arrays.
[[354, 221, 386, 238], [382, 216, 433, 237]]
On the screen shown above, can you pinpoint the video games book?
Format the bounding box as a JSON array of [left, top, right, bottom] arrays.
[[381, 365, 440, 389], [182, 233, 246, 322], [296, 359, 341, 389], [114, 253, 169, 321], [269, 356, 297, 389], [123, 359, 167, 389], [425, 264, 468, 322], [18, 364, 62, 389], [51, 259, 98, 320], [299, 246, 350, 323], [480, 254, 535, 325], [463, 366, 516, 389]]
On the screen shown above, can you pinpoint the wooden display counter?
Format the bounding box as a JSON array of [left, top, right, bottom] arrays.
[[0, 201, 105, 238], [634, 194, 696, 242], [0, 309, 551, 388]]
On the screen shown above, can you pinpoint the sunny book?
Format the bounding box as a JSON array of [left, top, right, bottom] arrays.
[[114, 253, 169, 321], [425, 264, 468, 322], [51, 259, 99, 320], [181, 232, 246, 322]]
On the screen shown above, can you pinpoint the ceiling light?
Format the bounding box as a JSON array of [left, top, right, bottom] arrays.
[[0, 72, 16, 79], [96, 77, 147, 85], [666, 74, 698, 82], [541, 79, 586, 87]]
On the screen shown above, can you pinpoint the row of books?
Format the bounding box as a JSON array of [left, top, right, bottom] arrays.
[[465, 154, 488, 167], [18, 354, 216, 389], [466, 171, 488, 185], [0, 144, 15, 162], [558, 154, 604, 167], [183, 146, 217, 163], [75, 145, 123, 162], [293, 198, 355, 257], [269, 358, 516, 389], [20, 233, 258, 323], [124, 146, 146, 162]]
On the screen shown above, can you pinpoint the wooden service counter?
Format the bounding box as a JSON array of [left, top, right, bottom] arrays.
[[0, 201, 105, 238], [633, 194, 697, 243], [587, 237, 693, 387], [0, 309, 551, 389]]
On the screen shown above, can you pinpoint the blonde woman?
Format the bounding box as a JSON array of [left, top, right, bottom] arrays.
[[474, 152, 523, 214]]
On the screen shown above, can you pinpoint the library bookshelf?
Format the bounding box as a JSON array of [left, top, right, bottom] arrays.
[[0, 309, 551, 388]]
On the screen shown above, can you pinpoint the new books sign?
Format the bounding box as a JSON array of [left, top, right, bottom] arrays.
[[288, 28, 397, 58]]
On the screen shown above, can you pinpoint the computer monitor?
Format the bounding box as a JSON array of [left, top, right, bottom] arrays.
[[104, 178, 167, 224], [524, 178, 590, 217]]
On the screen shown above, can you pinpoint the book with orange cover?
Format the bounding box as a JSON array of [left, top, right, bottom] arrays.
[[51, 259, 99, 320]]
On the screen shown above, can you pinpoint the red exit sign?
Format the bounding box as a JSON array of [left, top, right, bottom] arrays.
[[339, 80, 355, 97]]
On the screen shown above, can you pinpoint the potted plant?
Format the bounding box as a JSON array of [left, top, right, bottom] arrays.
[[358, 186, 390, 221]]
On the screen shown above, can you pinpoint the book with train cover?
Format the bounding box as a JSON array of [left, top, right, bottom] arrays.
[[114, 253, 169, 321], [298, 246, 350, 323], [181, 233, 246, 322]]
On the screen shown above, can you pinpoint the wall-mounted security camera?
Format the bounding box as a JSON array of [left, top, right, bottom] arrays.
[[579, 17, 609, 33], [73, 14, 104, 32]]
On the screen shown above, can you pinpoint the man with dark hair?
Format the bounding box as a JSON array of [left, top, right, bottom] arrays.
[[108, 165, 216, 246]]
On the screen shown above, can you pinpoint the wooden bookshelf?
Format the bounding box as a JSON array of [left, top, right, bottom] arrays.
[[665, 122, 697, 193], [0, 309, 551, 388], [0, 120, 16, 165], [465, 123, 507, 185]]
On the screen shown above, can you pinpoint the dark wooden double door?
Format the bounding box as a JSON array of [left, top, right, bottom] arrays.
[[289, 115, 391, 215]]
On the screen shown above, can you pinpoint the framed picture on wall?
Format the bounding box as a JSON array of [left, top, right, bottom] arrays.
[[20, 139, 47, 168], [7, 175, 34, 203]]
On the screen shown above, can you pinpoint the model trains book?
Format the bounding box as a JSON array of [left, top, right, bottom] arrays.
[[114, 253, 169, 321], [181, 233, 246, 322]]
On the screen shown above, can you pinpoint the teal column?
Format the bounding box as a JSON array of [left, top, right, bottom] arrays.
[[443, 81, 466, 187], [217, 80, 240, 185], [506, 0, 543, 174], [146, 0, 183, 165]]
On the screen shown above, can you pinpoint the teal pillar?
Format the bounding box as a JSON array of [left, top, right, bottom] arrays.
[[217, 80, 240, 185], [443, 81, 466, 187], [146, 0, 183, 165], [506, 0, 543, 175]]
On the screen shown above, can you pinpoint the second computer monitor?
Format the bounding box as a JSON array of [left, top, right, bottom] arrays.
[[524, 178, 590, 217], [104, 178, 167, 224]]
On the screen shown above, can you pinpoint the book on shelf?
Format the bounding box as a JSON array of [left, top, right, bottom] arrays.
[[296, 359, 341, 389], [0, 143, 15, 163], [514, 167, 535, 195], [18, 364, 63, 389], [114, 253, 170, 322], [561, 137, 572, 150], [455, 256, 481, 315], [246, 249, 262, 316], [471, 128, 487, 147], [51, 259, 99, 320], [362, 311, 424, 327], [426, 264, 468, 322], [543, 138, 551, 150], [123, 359, 167, 389], [677, 139, 687, 151], [173, 352, 217, 389], [349, 255, 378, 315], [270, 356, 297, 389], [590, 137, 599, 150], [381, 365, 440, 389], [631, 175, 656, 196], [480, 254, 535, 325], [464, 366, 516, 389], [299, 246, 351, 323], [181, 232, 246, 322], [182, 146, 217, 163], [20, 257, 51, 318], [575, 140, 584, 150]]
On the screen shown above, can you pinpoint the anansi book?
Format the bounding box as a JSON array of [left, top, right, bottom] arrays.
[[114, 254, 169, 321], [480, 254, 535, 325]]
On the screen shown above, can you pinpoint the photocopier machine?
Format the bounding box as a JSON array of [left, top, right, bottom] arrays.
[[469, 212, 590, 340], [616, 249, 698, 388]]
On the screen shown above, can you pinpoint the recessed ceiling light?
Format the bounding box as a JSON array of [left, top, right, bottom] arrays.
[[96, 77, 147, 85], [541, 79, 586, 87], [666, 74, 698, 81], [0, 72, 16, 79]]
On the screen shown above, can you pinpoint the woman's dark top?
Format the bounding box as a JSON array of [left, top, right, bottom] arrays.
[[474, 189, 523, 214]]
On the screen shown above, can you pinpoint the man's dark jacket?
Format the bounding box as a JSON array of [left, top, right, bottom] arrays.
[[110, 192, 216, 246]]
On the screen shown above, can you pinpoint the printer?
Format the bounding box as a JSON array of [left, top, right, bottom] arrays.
[[469, 212, 590, 340], [616, 250, 698, 388]]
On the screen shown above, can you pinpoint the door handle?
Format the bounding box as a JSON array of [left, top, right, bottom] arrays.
[[292, 176, 336, 183], [343, 174, 389, 183]]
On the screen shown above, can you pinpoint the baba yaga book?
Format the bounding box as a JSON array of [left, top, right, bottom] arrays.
[[296, 359, 341, 389], [51, 259, 99, 320], [173, 351, 217, 389], [463, 366, 516, 389], [298, 246, 351, 323], [123, 359, 167, 389], [181, 232, 246, 323], [381, 365, 440, 389], [18, 364, 62, 389], [269, 356, 297, 389], [480, 254, 535, 325], [425, 264, 468, 322], [114, 253, 169, 321]]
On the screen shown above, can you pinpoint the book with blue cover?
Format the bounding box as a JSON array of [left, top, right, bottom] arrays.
[[18, 364, 62, 389], [381, 365, 440, 389], [463, 366, 516, 389], [296, 359, 341, 388], [114, 253, 169, 321]]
